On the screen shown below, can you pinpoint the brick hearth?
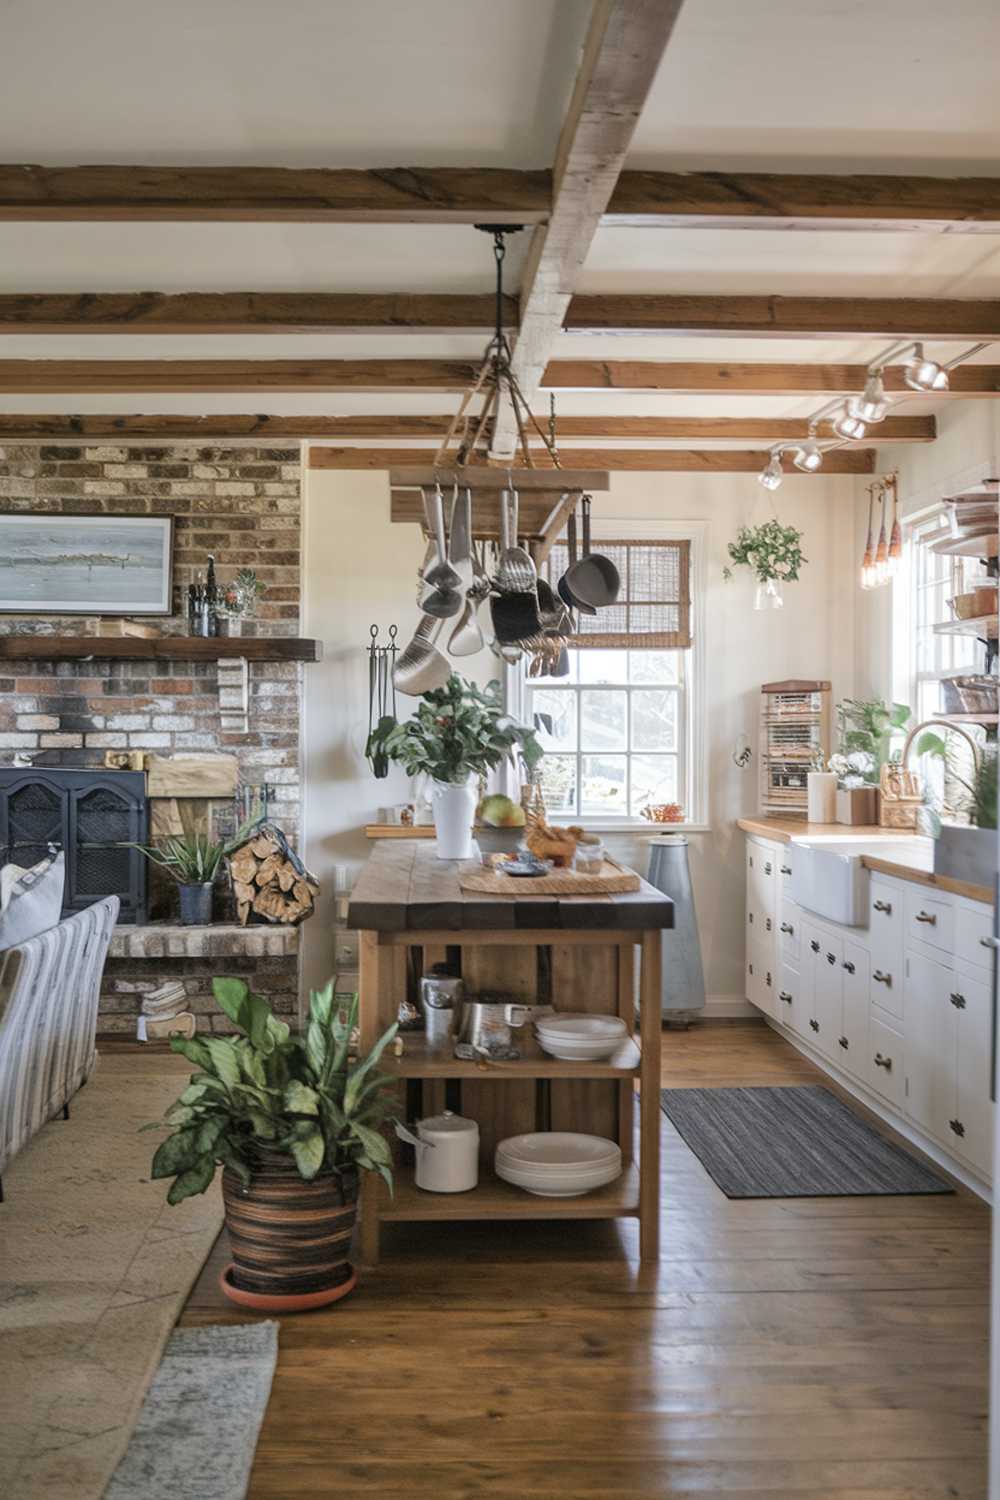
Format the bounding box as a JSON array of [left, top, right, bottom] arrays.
[[0, 442, 305, 1032]]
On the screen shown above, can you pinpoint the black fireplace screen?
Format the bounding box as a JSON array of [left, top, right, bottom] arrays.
[[0, 768, 147, 922]]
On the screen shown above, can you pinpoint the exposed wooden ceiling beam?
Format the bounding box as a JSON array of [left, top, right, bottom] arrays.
[[4, 291, 999, 340], [0, 358, 990, 396], [491, 0, 685, 458], [313, 446, 876, 474], [0, 412, 936, 444], [5, 164, 1000, 232]]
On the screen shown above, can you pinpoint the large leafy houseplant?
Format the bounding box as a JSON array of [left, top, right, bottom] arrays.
[[148, 978, 398, 1204], [828, 698, 912, 787], [368, 673, 543, 784]]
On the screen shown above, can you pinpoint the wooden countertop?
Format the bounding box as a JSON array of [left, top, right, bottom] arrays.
[[348, 839, 674, 934], [860, 855, 993, 907], [737, 816, 915, 844]]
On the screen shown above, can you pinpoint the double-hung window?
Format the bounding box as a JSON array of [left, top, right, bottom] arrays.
[[519, 527, 705, 828]]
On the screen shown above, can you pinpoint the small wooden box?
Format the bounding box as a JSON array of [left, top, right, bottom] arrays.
[[836, 786, 877, 826]]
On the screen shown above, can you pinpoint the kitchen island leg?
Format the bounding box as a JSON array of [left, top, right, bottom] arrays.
[[639, 928, 662, 1263]]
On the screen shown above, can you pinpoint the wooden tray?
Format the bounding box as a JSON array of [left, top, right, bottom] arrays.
[[459, 855, 641, 896]]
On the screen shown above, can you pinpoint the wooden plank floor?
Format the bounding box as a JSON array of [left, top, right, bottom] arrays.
[[180, 1020, 991, 1498]]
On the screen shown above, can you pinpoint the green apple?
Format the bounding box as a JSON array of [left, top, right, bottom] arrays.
[[476, 794, 527, 828]]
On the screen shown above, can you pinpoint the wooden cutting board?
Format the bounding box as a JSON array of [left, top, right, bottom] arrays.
[[459, 855, 640, 896]]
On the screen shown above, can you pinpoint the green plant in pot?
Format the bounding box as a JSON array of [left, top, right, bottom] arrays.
[[367, 673, 543, 859], [135, 831, 227, 925], [148, 978, 397, 1309], [917, 732, 998, 887]]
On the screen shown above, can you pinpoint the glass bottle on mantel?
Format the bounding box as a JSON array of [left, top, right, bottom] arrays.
[[754, 578, 784, 610], [204, 555, 218, 636]]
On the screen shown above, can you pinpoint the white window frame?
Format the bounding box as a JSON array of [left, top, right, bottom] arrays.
[[507, 519, 708, 832], [894, 503, 985, 719]]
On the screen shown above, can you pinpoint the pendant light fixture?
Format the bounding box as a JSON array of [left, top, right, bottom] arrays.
[[757, 451, 784, 490], [885, 472, 902, 576], [860, 485, 878, 590], [873, 482, 889, 585]]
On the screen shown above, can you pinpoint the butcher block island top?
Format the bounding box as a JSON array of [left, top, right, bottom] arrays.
[[348, 839, 674, 934], [349, 841, 670, 1265]]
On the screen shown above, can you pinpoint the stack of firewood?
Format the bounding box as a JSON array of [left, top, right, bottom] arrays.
[[228, 826, 319, 926]]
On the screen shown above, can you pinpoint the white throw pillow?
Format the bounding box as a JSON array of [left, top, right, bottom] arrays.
[[0, 851, 65, 951]]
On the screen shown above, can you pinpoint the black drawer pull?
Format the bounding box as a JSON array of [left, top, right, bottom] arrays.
[[748, 912, 754, 924], [748, 962, 753, 976], [949, 1118, 965, 1138], [838, 1036, 849, 1050], [764, 862, 773, 875], [779, 991, 792, 1004], [873, 899, 892, 914], [810, 939, 821, 954], [826, 952, 837, 965], [843, 960, 856, 974], [749, 855, 754, 868], [779, 922, 794, 935], [766, 971, 772, 987], [780, 865, 792, 875], [765, 917, 772, 932], [949, 992, 966, 1009], [873, 970, 892, 987], [874, 1052, 892, 1070], [915, 910, 937, 926], [808, 1018, 820, 1033]]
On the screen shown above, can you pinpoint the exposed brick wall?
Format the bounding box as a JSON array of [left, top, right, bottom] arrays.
[[0, 442, 304, 1032]]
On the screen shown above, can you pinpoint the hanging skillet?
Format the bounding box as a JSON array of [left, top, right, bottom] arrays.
[[557, 506, 596, 617], [564, 495, 619, 610]]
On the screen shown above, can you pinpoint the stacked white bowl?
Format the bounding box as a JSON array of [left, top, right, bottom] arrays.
[[495, 1132, 622, 1197], [535, 1012, 627, 1061]]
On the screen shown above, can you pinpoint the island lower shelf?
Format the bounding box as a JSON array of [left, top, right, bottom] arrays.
[[384, 1032, 641, 1079], [380, 1164, 640, 1222]]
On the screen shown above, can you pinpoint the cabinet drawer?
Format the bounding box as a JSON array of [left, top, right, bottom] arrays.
[[746, 943, 777, 1019], [866, 1016, 905, 1110], [839, 939, 869, 1074], [747, 840, 778, 919], [777, 903, 800, 964], [954, 900, 995, 971], [904, 885, 953, 954]]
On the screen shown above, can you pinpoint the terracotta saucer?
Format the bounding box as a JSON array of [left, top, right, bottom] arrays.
[[220, 1264, 357, 1313]]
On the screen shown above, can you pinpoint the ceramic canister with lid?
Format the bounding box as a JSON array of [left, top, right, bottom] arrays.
[[398, 1110, 480, 1193]]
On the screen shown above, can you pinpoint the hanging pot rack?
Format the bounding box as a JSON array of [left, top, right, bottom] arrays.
[[389, 226, 608, 546]]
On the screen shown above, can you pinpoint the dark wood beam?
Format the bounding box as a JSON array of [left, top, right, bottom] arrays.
[[4, 290, 996, 340], [0, 412, 936, 443], [0, 359, 988, 396], [5, 164, 1000, 232], [0, 292, 516, 334], [313, 446, 876, 474]]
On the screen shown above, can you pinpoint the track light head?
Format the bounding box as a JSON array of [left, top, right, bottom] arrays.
[[791, 437, 824, 473], [903, 344, 949, 392], [758, 452, 783, 490], [848, 372, 888, 424], [832, 407, 867, 441]]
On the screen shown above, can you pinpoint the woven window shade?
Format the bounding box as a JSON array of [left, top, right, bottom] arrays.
[[545, 538, 692, 649]]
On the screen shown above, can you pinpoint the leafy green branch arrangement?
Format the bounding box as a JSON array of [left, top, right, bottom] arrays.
[[723, 520, 806, 585], [367, 672, 543, 785], [828, 698, 911, 786], [147, 979, 398, 1203]]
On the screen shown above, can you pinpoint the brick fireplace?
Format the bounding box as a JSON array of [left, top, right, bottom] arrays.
[[0, 441, 305, 1032]]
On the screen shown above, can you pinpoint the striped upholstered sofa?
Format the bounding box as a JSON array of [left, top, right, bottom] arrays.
[[0, 895, 119, 1193]]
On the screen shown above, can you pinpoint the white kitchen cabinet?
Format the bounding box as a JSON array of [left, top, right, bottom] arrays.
[[743, 830, 996, 1195]]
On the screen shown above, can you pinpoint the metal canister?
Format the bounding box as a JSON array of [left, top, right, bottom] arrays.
[[419, 967, 464, 1049]]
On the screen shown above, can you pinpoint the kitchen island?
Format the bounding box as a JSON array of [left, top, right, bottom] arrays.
[[348, 840, 674, 1264]]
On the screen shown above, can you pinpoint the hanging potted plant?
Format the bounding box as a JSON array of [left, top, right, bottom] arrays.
[[367, 673, 543, 858], [723, 519, 806, 609], [147, 978, 398, 1311]]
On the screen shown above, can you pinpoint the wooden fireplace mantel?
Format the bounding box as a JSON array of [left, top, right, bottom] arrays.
[[0, 634, 323, 662]]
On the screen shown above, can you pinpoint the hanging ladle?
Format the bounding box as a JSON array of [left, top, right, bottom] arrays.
[[419, 485, 463, 618]]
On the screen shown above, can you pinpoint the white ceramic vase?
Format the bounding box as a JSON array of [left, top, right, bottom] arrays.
[[431, 779, 477, 860]]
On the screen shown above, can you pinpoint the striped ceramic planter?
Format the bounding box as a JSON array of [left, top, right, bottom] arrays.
[[222, 1151, 359, 1300]]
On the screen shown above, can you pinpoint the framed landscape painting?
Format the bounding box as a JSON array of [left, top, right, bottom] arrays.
[[0, 514, 174, 615]]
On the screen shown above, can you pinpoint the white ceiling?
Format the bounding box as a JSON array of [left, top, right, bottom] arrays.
[[0, 0, 997, 433]]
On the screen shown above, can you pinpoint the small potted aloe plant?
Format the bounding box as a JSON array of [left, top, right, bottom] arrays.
[[148, 978, 398, 1310], [135, 831, 227, 925]]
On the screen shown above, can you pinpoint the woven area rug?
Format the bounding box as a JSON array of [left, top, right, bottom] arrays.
[[106, 1322, 278, 1500], [660, 1085, 953, 1198], [0, 1052, 223, 1499]]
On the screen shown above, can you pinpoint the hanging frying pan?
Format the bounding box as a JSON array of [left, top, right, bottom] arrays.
[[557, 507, 596, 616]]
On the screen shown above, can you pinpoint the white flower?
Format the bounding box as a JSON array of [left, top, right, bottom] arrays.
[[847, 750, 875, 773]]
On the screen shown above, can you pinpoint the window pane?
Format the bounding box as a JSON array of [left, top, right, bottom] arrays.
[[533, 651, 577, 685], [529, 689, 576, 751], [537, 755, 577, 815], [631, 689, 678, 751], [578, 649, 629, 685], [629, 650, 679, 685], [580, 689, 627, 750], [581, 755, 627, 815], [630, 755, 678, 815]]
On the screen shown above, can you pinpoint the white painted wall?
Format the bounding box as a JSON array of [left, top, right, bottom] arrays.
[[301, 467, 857, 1007]]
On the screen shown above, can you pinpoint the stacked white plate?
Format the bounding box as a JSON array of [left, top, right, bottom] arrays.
[[535, 1012, 627, 1061], [495, 1132, 622, 1197]]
